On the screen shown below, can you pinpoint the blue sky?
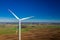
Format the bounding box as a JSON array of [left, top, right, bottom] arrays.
[[0, 0, 60, 22]]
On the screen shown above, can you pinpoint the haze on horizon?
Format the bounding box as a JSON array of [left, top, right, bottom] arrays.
[[0, 0, 60, 22]]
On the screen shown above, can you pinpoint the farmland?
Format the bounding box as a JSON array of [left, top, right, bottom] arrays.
[[0, 23, 60, 40]]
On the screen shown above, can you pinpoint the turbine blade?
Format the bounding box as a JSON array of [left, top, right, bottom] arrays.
[[8, 9, 19, 20], [21, 16, 34, 20]]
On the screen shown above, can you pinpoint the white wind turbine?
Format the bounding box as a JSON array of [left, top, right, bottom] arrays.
[[8, 9, 34, 40]]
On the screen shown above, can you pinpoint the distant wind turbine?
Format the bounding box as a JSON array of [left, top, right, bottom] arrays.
[[8, 9, 34, 40]]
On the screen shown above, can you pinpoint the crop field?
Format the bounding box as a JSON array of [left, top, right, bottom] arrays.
[[0, 23, 60, 40]]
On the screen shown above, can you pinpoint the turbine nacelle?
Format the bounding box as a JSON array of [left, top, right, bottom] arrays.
[[8, 9, 34, 21], [20, 16, 34, 21]]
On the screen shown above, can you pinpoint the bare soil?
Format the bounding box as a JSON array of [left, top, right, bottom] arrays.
[[0, 34, 18, 40], [22, 28, 60, 40]]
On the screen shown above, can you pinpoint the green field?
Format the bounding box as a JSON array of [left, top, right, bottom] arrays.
[[22, 25, 60, 32], [0, 24, 17, 34], [0, 27, 16, 34]]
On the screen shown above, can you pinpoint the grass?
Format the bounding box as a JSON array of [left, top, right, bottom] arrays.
[[22, 27, 33, 32], [22, 25, 60, 32], [0, 27, 16, 34]]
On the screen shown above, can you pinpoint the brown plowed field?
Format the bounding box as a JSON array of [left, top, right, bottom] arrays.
[[22, 28, 60, 40], [0, 34, 18, 40], [0, 28, 60, 40]]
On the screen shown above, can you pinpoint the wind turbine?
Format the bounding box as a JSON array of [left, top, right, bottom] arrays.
[[8, 9, 34, 40]]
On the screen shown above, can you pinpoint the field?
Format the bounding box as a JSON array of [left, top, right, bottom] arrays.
[[0, 24, 18, 40], [0, 23, 60, 40]]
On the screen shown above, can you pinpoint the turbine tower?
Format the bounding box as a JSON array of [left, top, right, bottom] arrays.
[[8, 9, 34, 40]]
